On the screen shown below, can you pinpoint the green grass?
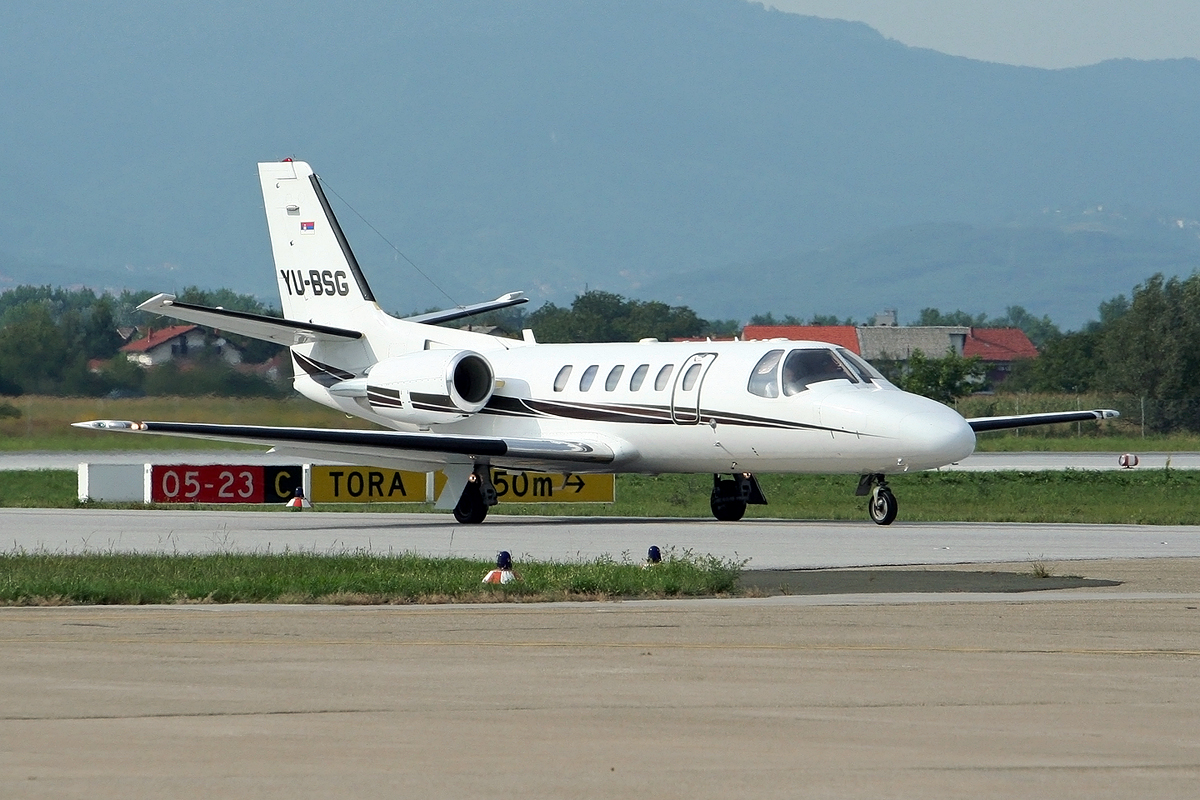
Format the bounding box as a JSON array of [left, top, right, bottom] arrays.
[[870, 470, 1200, 525], [0, 470, 77, 506], [0, 395, 377, 451], [0, 549, 742, 605], [957, 392, 1200, 449], [595, 471, 1200, 524], [6, 468, 1200, 524]]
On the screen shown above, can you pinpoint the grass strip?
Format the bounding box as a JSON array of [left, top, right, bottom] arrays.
[[5, 469, 1200, 524], [0, 469, 77, 507], [0, 395, 378, 452], [0, 549, 742, 606], [497, 470, 1200, 524]]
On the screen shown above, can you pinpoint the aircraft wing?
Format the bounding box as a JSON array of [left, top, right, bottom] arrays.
[[137, 293, 362, 345], [966, 409, 1119, 433], [71, 420, 617, 472]]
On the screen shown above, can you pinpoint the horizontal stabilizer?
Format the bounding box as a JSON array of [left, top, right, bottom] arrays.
[[403, 292, 528, 326], [137, 293, 362, 345], [966, 409, 1120, 433]]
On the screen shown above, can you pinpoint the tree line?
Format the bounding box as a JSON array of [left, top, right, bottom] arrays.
[[1004, 273, 1200, 431], [0, 286, 285, 398], [432, 275, 1200, 433], [5, 275, 1200, 432]]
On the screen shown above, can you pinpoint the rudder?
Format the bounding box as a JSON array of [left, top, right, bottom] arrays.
[[259, 160, 377, 326]]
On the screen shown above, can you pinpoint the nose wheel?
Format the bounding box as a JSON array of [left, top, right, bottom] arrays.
[[858, 474, 898, 525], [867, 484, 898, 525]]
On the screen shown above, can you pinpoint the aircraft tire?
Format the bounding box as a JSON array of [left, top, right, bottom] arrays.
[[711, 479, 747, 521], [453, 483, 489, 524], [868, 486, 898, 525]]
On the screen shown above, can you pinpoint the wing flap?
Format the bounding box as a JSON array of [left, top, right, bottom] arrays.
[[966, 409, 1119, 433], [137, 294, 362, 345]]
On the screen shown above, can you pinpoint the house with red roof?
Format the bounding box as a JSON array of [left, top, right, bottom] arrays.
[[964, 327, 1039, 384], [741, 325, 860, 351], [119, 325, 242, 368]]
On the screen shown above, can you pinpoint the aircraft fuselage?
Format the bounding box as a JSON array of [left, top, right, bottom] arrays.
[[293, 338, 977, 477]]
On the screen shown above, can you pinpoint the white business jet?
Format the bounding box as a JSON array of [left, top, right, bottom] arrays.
[[75, 160, 1118, 524]]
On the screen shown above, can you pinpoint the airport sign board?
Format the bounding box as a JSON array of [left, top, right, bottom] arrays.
[[149, 464, 300, 504], [309, 466, 428, 503]]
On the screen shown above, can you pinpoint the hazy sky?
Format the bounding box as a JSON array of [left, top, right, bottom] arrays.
[[764, 0, 1200, 68]]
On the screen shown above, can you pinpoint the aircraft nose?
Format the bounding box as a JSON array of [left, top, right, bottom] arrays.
[[899, 409, 976, 468]]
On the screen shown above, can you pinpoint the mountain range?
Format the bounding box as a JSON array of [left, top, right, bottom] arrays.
[[2, 0, 1198, 328]]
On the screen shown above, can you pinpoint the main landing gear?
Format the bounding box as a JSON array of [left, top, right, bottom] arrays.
[[710, 473, 768, 521], [856, 473, 898, 525], [453, 468, 498, 524]]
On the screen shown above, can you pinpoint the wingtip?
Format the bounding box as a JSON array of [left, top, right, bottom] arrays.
[[136, 292, 176, 312], [72, 420, 143, 431]]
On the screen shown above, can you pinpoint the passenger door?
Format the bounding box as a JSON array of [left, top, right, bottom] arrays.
[[671, 353, 718, 424]]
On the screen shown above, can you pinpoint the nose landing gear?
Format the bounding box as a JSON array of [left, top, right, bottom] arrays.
[[857, 473, 898, 525]]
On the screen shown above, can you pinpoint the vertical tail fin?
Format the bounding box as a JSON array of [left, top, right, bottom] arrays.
[[259, 160, 378, 326]]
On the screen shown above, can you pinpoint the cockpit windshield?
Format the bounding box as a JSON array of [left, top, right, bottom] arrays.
[[781, 348, 858, 395], [749, 347, 865, 398], [836, 348, 880, 383], [747, 349, 784, 398]]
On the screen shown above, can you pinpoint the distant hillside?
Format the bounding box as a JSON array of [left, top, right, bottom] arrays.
[[2, 0, 1199, 326], [643, 208, 1200, 326]]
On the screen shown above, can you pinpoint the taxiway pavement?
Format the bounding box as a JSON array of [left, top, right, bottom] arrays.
[[5, 506, 1200, 797], [4, 559, 1200, 800], [5, 508, 1200, 568]]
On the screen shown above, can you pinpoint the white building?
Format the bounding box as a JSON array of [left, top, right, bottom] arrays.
[[119, 325, 242, 367]]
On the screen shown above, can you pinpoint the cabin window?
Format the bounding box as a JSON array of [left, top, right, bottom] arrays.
[[747, 349, 783, 398], [680, 363, 702, 391], [837, 348, 880, 383], [654, 364, 674, 391], [629, 364, 649, 391], [553, 365, 572, 392], [605, 365, 624, 391], [579, 364, 599, 391], [782, 349, 856, 396]]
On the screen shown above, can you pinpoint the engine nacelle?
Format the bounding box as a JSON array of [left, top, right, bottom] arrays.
[[331, 349, 495, 425]]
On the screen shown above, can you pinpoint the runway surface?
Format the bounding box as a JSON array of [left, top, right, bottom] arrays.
[[4, 562, 1200, 800], [6, 503, 1200, 796], [6, 508, 1200, 568]]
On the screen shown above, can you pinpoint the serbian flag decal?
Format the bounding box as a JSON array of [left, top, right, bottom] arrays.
[[300, 221, 315, 234]]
